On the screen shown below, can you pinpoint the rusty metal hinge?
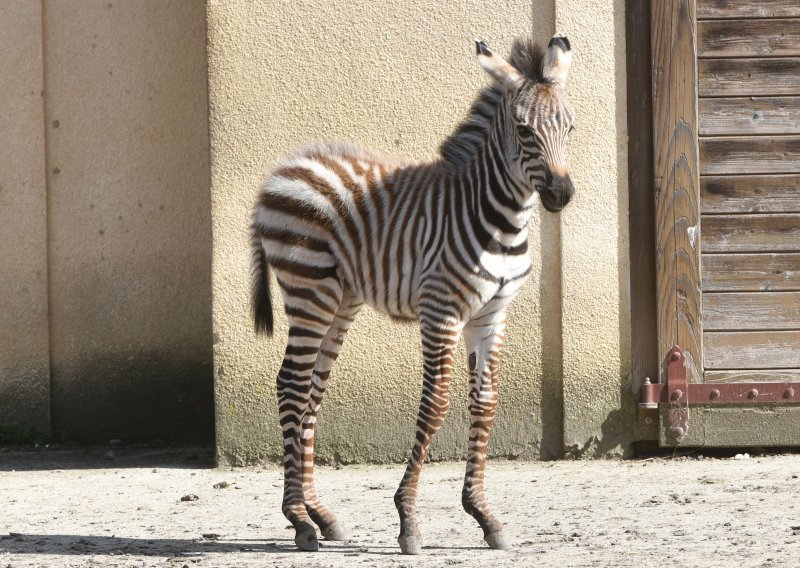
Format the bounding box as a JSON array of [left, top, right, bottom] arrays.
[[639, 345, 800, 443], [666, 346, 688, 441]]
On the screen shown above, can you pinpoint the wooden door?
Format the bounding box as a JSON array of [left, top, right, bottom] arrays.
[[650, 0, 800, 445]]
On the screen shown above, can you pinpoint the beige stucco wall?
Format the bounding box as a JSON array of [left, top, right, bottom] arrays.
[[0, 0, 214, 443], [0, 1, 51, 436], [208, 0, 631, 464]]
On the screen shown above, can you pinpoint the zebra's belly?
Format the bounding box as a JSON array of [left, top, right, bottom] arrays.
[[345, 267, 423, 321]]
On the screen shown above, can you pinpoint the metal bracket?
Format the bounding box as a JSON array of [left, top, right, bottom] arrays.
[[666, 346, 688, 441], [639, 344, 800, 444]]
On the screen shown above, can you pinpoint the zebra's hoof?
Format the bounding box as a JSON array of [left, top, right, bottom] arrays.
[[398, 535, 422, 555], [321, 521, 349, 541], [485, 531, 511, 550], [294, 525, 319, 551]]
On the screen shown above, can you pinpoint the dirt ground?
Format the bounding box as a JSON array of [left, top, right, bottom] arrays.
[[1, 448, 799, 567]]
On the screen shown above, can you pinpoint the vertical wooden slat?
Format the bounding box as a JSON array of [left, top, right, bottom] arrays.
[[651, 0, 703, 383], [627, 0, 659, 391]]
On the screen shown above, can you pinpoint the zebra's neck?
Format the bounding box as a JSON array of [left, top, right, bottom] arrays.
[[455, 102, 537, 251]]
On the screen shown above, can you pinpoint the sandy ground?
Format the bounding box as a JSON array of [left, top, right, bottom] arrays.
[[1, 449, 799, 567]]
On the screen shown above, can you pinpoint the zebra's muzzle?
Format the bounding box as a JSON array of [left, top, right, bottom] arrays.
[[539, 173, 575, 213]]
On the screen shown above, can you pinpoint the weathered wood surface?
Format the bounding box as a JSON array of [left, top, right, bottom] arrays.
[[700, 136, 800, 175], [705, 331, 800, 368], [652, 0, 703, 382], [705, 369, 800, 383], [698, 19, 800, 57], [699, 98, 800, 136], [701, 175, 800, 213], [704, 292, 800, 330], [698, 0, 800, 19], [699, 58, 800, 97], [702, 253, 800, 291], [660, 404, 800, 447], [702, 214, 800, 252], [627, 0, 660, 390]]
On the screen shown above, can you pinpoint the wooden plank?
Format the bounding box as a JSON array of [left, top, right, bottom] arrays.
[[698, 19, 800, 57], [626, 0, 659, 397], [703, 253, 800, 291], [701, 175, 800, 214], [705, 331, 800, 368], [700, 137, 800, 175], [704, 292, 800, 330], [660, 405, 800, 447], [652, 0, 703, 382], [702, 214, 800, 252], [698, 0, 800, 19], [705, 369, 800, 383], [699, 58, 800, 97], [699, 98, 800, 136]]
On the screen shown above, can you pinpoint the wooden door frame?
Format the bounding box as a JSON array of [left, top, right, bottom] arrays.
[[650, 0, 703, 385], [626, 0, 659, 442], [627, 0, 703, 389], [626, 0, 703, 394]]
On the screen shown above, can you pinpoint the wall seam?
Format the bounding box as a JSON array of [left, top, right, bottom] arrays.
[[39, 0, 55, 437]]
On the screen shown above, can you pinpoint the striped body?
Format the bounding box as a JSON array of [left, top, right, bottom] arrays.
[[251, 35, 576, 555], [255, 141, 535, 324]]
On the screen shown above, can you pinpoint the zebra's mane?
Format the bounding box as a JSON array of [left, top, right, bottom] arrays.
[[439, 38, 546, 171]]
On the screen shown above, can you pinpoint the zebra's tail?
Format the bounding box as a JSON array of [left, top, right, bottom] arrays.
[[251, 230, 274, 336]]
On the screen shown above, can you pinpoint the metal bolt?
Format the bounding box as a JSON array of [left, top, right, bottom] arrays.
[[645, 416, 653, 424], [784, 388, 795, 399], [748, 389, 759, 399], [670, 351, 681, 362], [671, 389, 683, 401], [710, 389, 720, 400], [670, 426, 685, 437]]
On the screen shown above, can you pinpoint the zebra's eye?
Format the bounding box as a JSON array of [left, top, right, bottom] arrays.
[[517, 124, 535, 138]]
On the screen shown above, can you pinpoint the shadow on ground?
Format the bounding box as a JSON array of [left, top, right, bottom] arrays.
[[0, 533, 480, 557], [0, 446, 215, 472]]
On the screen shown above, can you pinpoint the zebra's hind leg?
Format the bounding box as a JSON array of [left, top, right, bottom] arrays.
[[462, 313, 509, 550], [275, 273, 343, 552], [394, 318, 462, 555], [301, 290, 363, 542]]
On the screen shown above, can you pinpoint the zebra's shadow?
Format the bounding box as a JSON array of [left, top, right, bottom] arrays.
[[0, 533, 484, 557]]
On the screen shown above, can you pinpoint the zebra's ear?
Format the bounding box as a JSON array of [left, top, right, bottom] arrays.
[[475, 39, 522, 88], [542, 33, 572, 86]]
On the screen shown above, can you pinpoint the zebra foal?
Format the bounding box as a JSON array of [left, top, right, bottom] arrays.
[[251, 34, 576, 554]]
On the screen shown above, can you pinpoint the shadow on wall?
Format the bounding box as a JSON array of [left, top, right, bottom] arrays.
[[49, 352, 214, 445]]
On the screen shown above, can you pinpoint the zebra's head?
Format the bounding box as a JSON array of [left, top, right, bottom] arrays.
[[476, 35, 576, 213]]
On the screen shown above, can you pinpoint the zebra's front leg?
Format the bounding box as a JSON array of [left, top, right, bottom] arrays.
[[462, 314, 509, 550], [394, 320, 461, 555], [301, 293, 363, 542]]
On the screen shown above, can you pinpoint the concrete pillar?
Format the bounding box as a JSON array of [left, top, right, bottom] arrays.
[[555, 0, 634, 457], [42, 0, 214, 442]]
